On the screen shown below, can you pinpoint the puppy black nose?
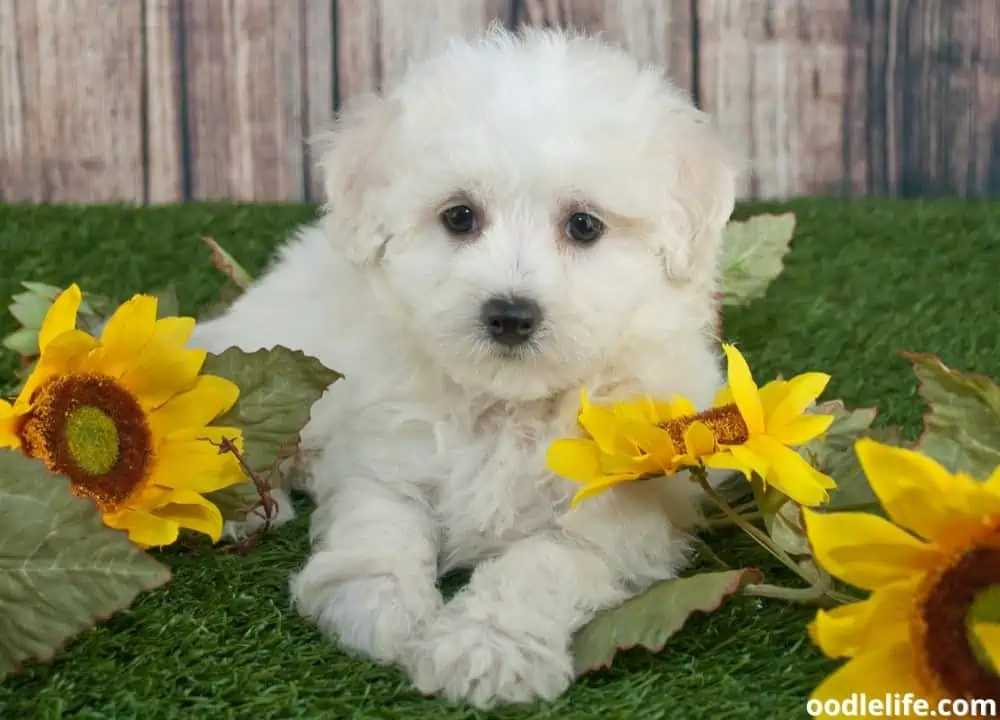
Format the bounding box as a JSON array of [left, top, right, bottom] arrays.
[[481, 296, 542, 346]]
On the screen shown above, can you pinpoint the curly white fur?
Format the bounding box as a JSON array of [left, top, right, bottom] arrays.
[[190, 26, 739, 708]]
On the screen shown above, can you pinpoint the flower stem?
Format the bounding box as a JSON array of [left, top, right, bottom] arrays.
[[692, 469, 813, 584]]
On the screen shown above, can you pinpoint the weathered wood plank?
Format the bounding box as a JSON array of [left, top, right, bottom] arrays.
[[303, 0, 335, 201], [336, 0, 510, 104], [0, 0, 36, 201], [183, 0, 305, 201], [698, 0, 865, 199], [873, 0, 1000, 196], [515, 0, 694, 95], [144, 0, 185, 203], [2, 0, 144, 203]]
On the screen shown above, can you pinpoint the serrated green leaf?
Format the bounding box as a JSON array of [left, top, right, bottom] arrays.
[[150, 283, 181, 319], [571, 568, 763, 676], [1, 328, 39, 357], [720, 213, 796, 307], [202, 236, 253, 290], [904, 352, 1000, 481], [200, 347, 342, 517], [8, 292, 53, 329], [0, 450, 171, 680], [18, 281, 64, 300], [796, 400, 899, 514]]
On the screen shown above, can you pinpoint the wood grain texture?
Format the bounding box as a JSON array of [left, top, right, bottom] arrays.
[[869, 0, 1000, 196], [144, 0, 184, 203], [698, 0, 866, 199], [302, 0, 335, 201], [336, 0, 510, 104], [516, 0, 694, 93], [183, 0, 305, 201], [1, 0, 144, 203]]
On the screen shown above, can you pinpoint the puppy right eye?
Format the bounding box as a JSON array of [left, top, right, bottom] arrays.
[[440, 205, 478, 235]]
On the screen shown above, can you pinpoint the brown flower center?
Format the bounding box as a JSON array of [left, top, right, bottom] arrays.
[[659, 403, 750, 452], [18, 374, 152, 512], [920, 533, 1000, 699]]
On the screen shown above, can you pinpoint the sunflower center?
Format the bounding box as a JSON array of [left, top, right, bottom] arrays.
[[659, 403, 750, 452], [919, 535, 1000, 699], [64, 405, 119, 475], [17, 373, 153, 512]]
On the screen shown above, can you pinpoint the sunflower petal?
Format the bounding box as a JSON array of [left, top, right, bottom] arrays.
[[16, 330, 100, 404], [683, 421, 717, 459], [809, 582, 914, 659], [728, 443, 771, 482], [802, 508, 943, 591], [579, 391, 637, 456], [973, 622, 1000, 673], [770, 413, 834, 447], [547, 438, 605, 483], [37, 284, 82, 353], [668, 395, 698, 418], [149, 432, 246, 494], [99, 294, 159, 375], [148, 374, 240, 436], [766, 372, 831, 431], [570, 473, 641, 507], [104, 508, 180, 548], [756, 378, 789, 414], [808, 641, 927, 712], [712, 385, 734, 407], [151, 488, 224, 542], [854, 438, 968, 543], [702, 450, 753, 477], [0, 400, 22, 449], [621, 421, 678, 470], [722, 344, 764, 435], [120, 347, 207, 410], [753, 435, 836, 506]]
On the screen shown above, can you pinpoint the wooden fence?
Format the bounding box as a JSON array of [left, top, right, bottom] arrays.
[[2, 0, 1000, 204]]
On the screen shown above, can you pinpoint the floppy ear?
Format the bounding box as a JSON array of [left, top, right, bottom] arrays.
[[659, 106, 741, 286], [311, 94, 400, 266]]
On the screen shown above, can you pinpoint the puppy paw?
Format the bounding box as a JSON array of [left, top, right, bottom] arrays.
[[402, 605, 573, 708], [220, 488, 297, 541], [291, 568, 442, 664]]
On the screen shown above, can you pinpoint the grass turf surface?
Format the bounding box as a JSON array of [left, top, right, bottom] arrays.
[[1, 198, 998, 719]]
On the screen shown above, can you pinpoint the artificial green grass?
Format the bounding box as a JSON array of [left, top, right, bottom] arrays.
[[1, 199, 998, 719]]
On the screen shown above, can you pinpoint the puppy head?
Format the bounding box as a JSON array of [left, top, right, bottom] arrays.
[[316, 28, 739, 402]]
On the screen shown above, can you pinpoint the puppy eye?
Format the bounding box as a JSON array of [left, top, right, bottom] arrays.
[[440, 205, 479, 235], [565, 212, 605, 245]]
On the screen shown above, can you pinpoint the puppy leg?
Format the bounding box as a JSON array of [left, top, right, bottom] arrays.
[[402, 479, 693, 708], [291, 478, 443, 664]]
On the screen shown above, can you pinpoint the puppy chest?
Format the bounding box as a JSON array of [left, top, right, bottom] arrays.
[[433, 408, 576, 569]]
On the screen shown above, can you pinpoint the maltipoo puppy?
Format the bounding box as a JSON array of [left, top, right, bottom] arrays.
[[191, 26, 738, 708]]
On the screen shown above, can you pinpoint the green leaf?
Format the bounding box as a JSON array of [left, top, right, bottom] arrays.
[[571, 568, 763, 676], [904, 352, 1000, 481], [206, 482, 262, 522], [720, 213, 796, 307], [202, 236, 253, 290], [763, 501, 810, 557], [796, 400, 900, 514], [1, 328, 39, 357], [200, 347, 342, 518], [0, 450, 171, 680], [150, 283, 181, 319]]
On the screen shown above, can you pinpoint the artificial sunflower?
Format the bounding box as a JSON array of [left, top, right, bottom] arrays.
[[687, 344, 837, 506], [803, 438, 1000, 708], [546, 390, 683, 506], [0, 284, 247, 548]]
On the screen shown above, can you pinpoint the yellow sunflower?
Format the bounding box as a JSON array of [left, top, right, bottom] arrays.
[[803, 438, 1000, 709], [546, 390, 684, 506], [0, 284, 247, 548], [690, 344, 837, 506]]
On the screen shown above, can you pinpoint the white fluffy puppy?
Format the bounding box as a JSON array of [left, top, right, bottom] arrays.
[[191, 27, 738, 708]]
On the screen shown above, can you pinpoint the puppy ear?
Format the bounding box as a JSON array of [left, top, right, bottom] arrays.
[[311, 94, 400, 265], [659, 107, 741, 285]]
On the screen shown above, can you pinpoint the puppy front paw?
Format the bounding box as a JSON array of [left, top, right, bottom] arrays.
[[402, 605, 573, 708], [220, 488, 297, 541], [291, 567, 442, 664]]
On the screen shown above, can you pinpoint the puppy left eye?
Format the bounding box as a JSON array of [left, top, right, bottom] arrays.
[[565, 212, 605, 245]]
